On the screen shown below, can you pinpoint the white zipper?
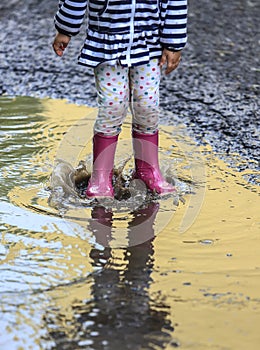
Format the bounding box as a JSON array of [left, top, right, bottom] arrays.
[[126, 0, 136, 66]]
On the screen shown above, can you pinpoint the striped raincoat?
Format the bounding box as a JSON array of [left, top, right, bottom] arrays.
[[54, 0, 187, 67]]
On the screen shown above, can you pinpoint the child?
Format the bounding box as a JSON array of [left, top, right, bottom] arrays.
[[53, 0, 187, 198]]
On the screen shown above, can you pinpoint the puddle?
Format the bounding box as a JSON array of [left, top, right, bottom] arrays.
[[0, 96, 259, 349]]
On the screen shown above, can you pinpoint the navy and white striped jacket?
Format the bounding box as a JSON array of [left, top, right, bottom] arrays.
[[54, 0, 187, 67]]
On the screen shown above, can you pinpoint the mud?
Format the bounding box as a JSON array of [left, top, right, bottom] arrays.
[[0, 0, 259, 168]]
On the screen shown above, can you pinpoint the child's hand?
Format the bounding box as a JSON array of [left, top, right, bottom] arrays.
[[52, 33, 71, 57], [159, 49, 182, 74]]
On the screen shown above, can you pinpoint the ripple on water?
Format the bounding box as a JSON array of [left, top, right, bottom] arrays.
[[0, 96, 259, 350]]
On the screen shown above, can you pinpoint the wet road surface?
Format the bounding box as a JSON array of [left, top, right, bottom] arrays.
[[0, 0, 259, 166], [0, 1, 260, 349], [0, 97, 259, 349]]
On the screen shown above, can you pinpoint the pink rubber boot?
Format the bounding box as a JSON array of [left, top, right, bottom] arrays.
[[85, 133, 118, 198], [132, 130, 175, 194]]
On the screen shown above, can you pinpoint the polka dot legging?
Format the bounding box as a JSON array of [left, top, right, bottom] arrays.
[[94, 58, 161, 135]]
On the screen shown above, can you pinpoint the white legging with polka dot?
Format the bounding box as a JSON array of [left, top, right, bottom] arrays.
[[94, 58, 161, 135]]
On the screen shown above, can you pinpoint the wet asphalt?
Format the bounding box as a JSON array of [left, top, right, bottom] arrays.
[[0, 0, 259, 172]]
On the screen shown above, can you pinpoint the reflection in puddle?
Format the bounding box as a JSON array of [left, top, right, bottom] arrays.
[[0, 96, 259, 349], [42, 203, 174, 349]]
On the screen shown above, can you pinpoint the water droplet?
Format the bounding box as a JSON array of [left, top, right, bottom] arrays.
[[199, 239, 214, 245], [90, 331, 99, 337], [78, 339, 93, 346]]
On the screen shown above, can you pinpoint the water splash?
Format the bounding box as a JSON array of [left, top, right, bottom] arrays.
[[0, 96, 259, 350]]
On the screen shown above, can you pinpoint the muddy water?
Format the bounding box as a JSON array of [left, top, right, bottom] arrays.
[[0, 96, 259, 350]]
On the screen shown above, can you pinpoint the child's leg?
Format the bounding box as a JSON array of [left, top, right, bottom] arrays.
[[86, 63, 129, 198], [94, 63, 129, 135], [130, 58, 160, 134], [130, 59, 175, 194]]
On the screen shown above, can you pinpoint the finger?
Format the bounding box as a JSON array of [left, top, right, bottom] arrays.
[[159, 52, 167, 67], [52, 43, 63, 56], [165, 62, 177, 74], [165, 62, 174, 74], [53, 42, 67, 57], [165, 56, 181, 74]]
